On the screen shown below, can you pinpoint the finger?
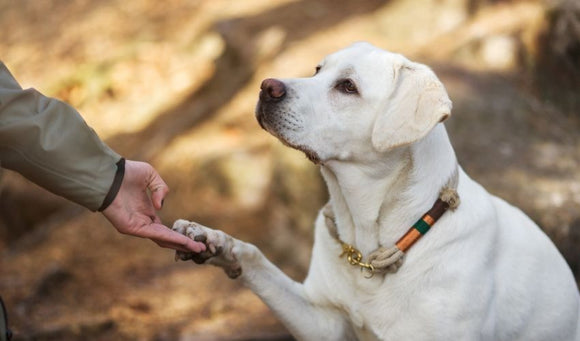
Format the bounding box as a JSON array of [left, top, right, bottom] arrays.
[[147, 166, 169, 210], [154, 241, 193, 255], [140, 222, 206, 253], [153, 240, 174, 249], [154, 235, 205, 253]]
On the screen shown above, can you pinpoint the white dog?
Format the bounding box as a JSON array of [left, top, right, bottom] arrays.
[[174, 42, 580, 341]]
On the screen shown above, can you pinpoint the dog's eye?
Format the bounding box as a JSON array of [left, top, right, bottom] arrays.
[[336, 79, 358, 94]]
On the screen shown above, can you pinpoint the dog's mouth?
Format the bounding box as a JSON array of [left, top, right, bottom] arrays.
[[255, 105, 269, 131], [255, 102, 322, 164], [285, 141, 321, 164]]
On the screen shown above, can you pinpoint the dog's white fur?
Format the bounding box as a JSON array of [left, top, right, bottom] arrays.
[[174, 42, 580, 341]]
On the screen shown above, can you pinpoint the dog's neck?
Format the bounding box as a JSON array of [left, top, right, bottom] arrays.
[[320, 125, 458, 256]]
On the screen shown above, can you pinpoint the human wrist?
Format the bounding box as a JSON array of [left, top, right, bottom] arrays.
[[98, 158, 126, 211]]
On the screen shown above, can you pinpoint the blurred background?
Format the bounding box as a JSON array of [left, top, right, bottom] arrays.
[[0, 0, 579, 339]]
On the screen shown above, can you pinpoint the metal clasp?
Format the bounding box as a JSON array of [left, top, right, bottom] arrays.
[[339, 242, 375, 278]]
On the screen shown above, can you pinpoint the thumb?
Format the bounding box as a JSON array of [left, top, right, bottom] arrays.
[[147, 166, 169, 210]]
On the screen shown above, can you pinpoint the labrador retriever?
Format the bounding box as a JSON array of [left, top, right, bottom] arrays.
[[174, 42, 580, 341]]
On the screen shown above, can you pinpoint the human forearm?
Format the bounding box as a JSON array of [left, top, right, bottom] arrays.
[[0, 62, 121, 211]]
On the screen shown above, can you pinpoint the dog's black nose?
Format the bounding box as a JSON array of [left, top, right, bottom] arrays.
[[260, 78, 286, 102]]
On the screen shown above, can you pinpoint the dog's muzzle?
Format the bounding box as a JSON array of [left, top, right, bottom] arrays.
[[256, 78, 286, 130], [255, 78, 321, 164]]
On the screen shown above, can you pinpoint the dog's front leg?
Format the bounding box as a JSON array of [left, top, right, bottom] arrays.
[[173, 219, 354, 341]]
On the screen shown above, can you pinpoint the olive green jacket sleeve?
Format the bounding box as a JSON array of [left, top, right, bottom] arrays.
[[0, 61, 122, 211]]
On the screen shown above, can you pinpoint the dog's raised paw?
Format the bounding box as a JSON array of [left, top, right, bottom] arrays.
[[172, 220, 213, 262], [171, 219, 240, 277]]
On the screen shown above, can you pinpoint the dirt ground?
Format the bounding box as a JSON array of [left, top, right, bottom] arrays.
[[1, 0, 579, 340]]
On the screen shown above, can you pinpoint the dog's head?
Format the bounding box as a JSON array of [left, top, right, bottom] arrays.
[[255, 42, 452, 164]]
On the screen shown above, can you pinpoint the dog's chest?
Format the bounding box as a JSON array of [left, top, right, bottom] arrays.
[[310, 221, 450, 339], [315, 244, 445, 340], [345, 277, 455, 340], [339, 281, 416, 340], [322, 264, 421, 339]]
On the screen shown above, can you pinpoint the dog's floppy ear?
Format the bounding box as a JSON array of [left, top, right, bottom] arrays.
[[371, 61, 452, 152]]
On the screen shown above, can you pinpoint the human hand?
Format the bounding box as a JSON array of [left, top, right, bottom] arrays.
[[102, 160, 206, 253]]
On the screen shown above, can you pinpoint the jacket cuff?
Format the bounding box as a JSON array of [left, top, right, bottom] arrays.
[[98, 158, 125, 211]]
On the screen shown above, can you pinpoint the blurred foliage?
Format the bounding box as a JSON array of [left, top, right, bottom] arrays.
[[534, 0, 580, 116]]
